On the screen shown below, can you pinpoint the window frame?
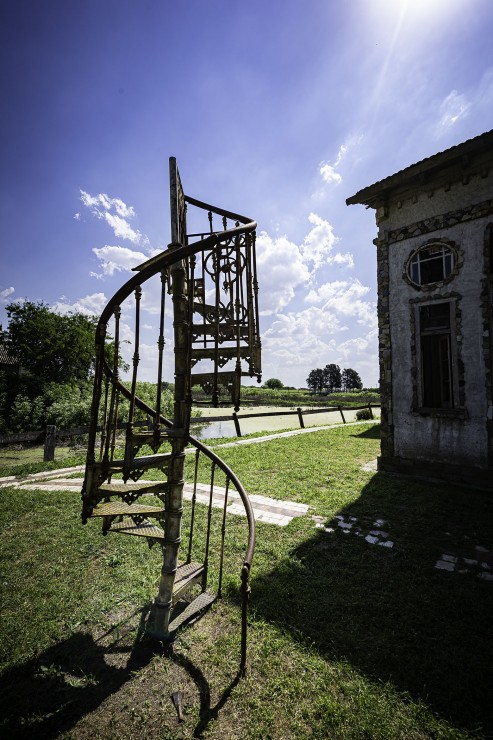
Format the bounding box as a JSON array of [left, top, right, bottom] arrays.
[[404, 238, 460, 291], [413, 297, 461, 414]]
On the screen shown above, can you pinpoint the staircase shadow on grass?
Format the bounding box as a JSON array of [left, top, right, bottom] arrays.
[[0, 605, 239, 739], [251, 471, 493, 735], [0, 607, 159, 739]]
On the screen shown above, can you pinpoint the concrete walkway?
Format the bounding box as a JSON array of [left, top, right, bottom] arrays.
[[0, 422, 376, 527]]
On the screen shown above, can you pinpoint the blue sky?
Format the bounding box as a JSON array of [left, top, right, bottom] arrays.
[[1, 0, 492, 388]]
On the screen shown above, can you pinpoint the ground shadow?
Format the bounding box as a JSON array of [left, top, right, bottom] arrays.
[[0, 605, 240, 739], [251, 471, 493, 735], [170, 650, 242, 738], [350, 424, 381, 439], [0, 607, 156, 738]]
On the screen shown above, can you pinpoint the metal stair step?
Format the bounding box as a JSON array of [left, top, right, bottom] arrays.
[[168, 591, 216, 635], [98, 481, 168, 496], [108, 518, 165, 539], [131, 428, 184, 440], [173, 561, 205, 599], [191, 323, 248, 338], [91, 502, 165, 518], [190, 346, 250, 362], [108, 453, 173, 471]]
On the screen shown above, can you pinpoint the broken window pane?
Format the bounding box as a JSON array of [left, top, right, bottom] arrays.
[[409, 244, 455, 286]]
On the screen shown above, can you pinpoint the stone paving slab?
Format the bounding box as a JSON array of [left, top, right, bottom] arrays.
[[1, 476, 309, 527]]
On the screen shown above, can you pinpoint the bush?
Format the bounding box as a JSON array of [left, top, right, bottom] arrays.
[[356, 408, 373, 421], [263, 378, 284, 390]]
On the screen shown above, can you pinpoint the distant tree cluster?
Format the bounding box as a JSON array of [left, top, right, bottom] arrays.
[[306, 363, 362, 394], [0, 300, 173, 433], [0, 301, 97, 433]]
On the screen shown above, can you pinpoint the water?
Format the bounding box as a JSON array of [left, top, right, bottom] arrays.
[[191, 419, 237, 440], [190, 405, 379, 441]]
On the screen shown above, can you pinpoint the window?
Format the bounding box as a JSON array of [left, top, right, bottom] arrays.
[[408, 242, 455, 286], [418, 302, 456, 409]]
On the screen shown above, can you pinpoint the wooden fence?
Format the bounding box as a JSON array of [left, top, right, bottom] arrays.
[[190, 403, 378, 437], [0, 404, 379, 461]]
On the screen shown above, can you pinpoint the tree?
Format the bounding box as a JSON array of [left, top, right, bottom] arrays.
[[5, 301, 97, 386], [306, 368, 325, 394], [1, 301, 99, 432], [341, 367, 363, 391], [263, 378, 284, 390], [324, 363, 341, 393]]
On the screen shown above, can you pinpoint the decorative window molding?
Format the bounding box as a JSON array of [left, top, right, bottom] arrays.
[[403, 238, 462, 291]]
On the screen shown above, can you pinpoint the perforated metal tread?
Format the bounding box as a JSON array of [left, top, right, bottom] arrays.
[[98, 481, 168, 495], [91, 502, 165, 517], [173, 561, 204, 598], [108, 453, 173, 470], [109, 518, 164, 539], [168, 591, 216, 635]]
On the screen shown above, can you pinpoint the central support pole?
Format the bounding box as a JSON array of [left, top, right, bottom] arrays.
[[150, 242, 189, 637]]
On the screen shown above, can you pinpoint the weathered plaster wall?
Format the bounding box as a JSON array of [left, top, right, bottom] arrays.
[[383, 175, 493, 468], [381, 172, 493, 232]]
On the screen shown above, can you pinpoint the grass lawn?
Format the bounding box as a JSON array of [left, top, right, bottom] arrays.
[[0, 422, 492, 738]]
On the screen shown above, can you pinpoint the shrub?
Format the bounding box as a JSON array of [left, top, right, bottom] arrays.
[[356, 408, 373, 421]]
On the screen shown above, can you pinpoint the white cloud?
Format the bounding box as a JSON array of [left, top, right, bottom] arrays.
[[92, 245, 148, 275], [80, 189, 146, 246], [256, 231, 310, 315], [73, 212, 81, 221], [51, 292, 108, 316], [256, 214, 353, 314], [317, 134, 364, 191], [112, 198, 135, 219], [261, 301, 378, 387], [0, 287, 15, 302], [103, 212, 143, 244], [436, 90, 471, 134], [80, 190, 135, 218], [306, 279, 377, 327], [301, 212, 340, 272], [319, 163, 342, 185], [332, 252, 354, 268]]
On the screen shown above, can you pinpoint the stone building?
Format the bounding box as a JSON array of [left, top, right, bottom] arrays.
[[347, 130, 493, 490]]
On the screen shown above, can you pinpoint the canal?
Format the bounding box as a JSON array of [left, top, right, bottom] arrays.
[[190, 405, 380, 440]]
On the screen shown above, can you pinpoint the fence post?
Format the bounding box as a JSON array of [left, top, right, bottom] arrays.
[[44, 425, 56, 462], [232, 412, 242, 437], [338, 405, 346, 424], [368, 403, 373, 419], [297, 407, 305, 428]]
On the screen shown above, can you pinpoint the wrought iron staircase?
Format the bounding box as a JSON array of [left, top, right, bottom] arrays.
[[81, 158, 261, 671]]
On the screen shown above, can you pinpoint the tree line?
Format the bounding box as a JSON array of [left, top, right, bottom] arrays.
[[0, 300, 172, 434], [306, 364, 362, 394]]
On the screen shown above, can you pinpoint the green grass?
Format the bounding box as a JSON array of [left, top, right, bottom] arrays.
[[0, 447, 86, 477], [1, 423, 492, 738]]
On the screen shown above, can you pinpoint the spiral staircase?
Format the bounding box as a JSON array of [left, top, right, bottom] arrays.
[[81, 158, 261, 671]]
